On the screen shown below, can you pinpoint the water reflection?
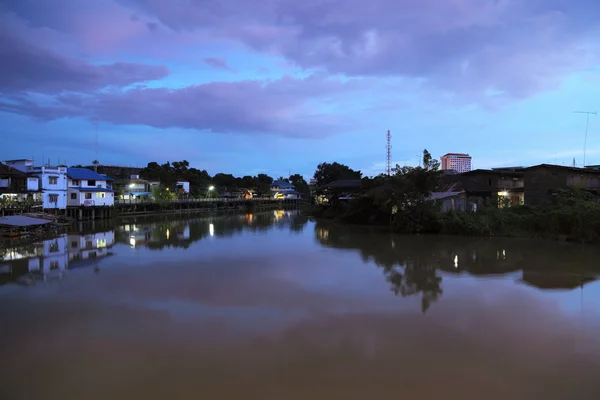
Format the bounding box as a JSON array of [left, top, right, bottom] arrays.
[[1, 213, 600, 399], [0, 231, 114, 286], [120, 210, 308, 250], [314, 220, 600, 312]]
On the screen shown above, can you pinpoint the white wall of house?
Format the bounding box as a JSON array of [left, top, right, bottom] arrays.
[[31, 166, 68, 209], [27, 177, 39, 191], [68, 189, 114, 207], [68, 178, 109, 189]]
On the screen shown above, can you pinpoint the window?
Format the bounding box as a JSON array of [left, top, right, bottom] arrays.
[[97, 192, 106, 199], [71, 241, 78, 248], [49, 242, 59, 253], [70, 193, 77, 200], [72, 179, 80, 186], [49, 261, 59, 270], [49, 176, 58, 185], [49, 194, 58, 203], [85, 193, 92, 199], [87, 180, 96, 186]]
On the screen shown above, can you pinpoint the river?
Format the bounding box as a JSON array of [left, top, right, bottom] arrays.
[[1, 210, 600, 399]]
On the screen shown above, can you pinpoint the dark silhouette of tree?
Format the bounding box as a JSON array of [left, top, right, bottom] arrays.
[[313, 162, 362, 186]]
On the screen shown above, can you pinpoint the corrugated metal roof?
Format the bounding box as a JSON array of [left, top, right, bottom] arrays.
[[0, 215, 52, 227], [67, 168, 114, 181], [427, 191, 464, 201]]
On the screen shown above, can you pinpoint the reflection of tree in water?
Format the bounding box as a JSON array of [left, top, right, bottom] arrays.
[[385, 261, 443, 313], [119, 211, 309, 250], [313, 220, 600, 312], [315, 221, 443, 312]]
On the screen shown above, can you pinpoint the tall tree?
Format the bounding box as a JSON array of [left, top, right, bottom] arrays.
[[289, 174, 310, 193], [313, 162, 362, 186]]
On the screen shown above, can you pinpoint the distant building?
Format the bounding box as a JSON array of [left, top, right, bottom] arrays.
[[270, 179, 300, 199], [176, 181, 190, 195], [441, 153, 472, 173], [113, 175, 152, 200], [83, 165, 143, 179]]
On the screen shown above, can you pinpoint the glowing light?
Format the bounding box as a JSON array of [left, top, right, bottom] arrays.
[[454, 255, 458, 268], [209, 223, 214, 236], [129, 183, 135, 188], [166, 229, 170, 240], [129, 236, 136, 247], [208, 186, 214, 191]]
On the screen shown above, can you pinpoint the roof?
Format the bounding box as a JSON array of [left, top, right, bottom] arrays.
[[67, 168, 114, 181], [523, 164, 600, 174], [441, 153, 470, 157], [427, 191, 464, 201], [0, 215, 52, 227], [461, 168, 524, 177], [270, 180, 295, 189], [0, 162, 27, 177], [319, 179, 362, 189], [70, 187, 115, 192]]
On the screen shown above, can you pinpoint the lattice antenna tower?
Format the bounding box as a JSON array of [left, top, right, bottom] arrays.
[[386, 130, 392, 176]]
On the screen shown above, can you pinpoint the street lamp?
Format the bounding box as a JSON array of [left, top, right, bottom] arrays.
[[208, 186, 214, 191]]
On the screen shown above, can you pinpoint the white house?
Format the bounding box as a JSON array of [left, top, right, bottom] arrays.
[[270, 179, 301, 199], [4, 159, 68, 209], [67, 168, 115, 207]]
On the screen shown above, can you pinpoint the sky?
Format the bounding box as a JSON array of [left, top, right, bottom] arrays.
[[1, 0, 600, 179]]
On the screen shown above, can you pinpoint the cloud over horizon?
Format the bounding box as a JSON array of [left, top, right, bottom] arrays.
[[1, 0, 600, 176]]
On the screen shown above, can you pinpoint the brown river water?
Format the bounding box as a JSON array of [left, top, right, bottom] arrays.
[[1, 210, 600, 399]]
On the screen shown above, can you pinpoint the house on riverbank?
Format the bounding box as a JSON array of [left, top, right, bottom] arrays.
[[67, 168, 115, 208], [523, 164, 600, 205], [4, 159, 68, 210], [0, 162, 40, 204]]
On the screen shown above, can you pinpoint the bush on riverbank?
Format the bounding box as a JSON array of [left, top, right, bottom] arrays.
[[438, 200, 600, 243]]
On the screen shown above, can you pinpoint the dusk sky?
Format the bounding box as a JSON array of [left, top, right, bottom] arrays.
[[1, 0, 600, 179]]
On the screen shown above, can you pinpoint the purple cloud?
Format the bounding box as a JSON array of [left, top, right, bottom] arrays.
[[203, 57, 234, 71], [0, 75, 362, 137], [125, 0, 600, 99], [0, 29, 168, 94]]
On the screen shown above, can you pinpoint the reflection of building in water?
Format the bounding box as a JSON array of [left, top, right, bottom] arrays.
[[121, 222, 191, 248], [0, 231, 114, 285], [67, 231, 115, 264]]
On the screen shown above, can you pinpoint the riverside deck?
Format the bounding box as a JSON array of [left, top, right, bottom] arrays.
[[115, 197, 305, 217], [1, 198, 307, 220]]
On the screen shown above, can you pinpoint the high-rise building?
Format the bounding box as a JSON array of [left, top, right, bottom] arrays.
[[440, 153, 472, 173]]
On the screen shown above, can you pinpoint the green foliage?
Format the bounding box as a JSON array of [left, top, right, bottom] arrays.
[[139, 160, 283, 198], [313, 161, 362, 186], [151, 185, 176, 205]]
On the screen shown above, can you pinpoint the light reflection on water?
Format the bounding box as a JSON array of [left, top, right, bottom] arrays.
[[1, 210, 600, 399]]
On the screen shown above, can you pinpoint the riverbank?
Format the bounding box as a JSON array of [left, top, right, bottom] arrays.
[[312, 201, 600, 244]]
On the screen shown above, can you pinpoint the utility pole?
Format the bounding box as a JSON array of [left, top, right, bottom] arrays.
[[386, 130, 392, 176], [574, 111, 597, 167]]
